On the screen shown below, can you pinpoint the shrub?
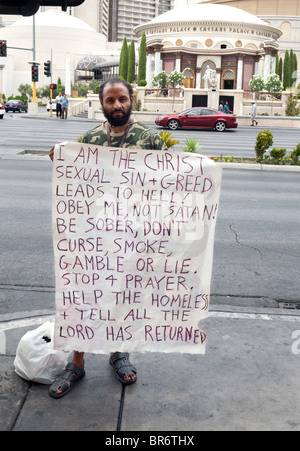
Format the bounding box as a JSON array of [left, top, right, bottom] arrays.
[[255, 130, 273, 161], [138, 79, 147, 87], [285, 93, 300, 116], [270, 148, 287, 159], [159, 131, 179, 148], [183, 137, 199, 153], [270, 148, 287, 164], [289, 143, 300, 164]]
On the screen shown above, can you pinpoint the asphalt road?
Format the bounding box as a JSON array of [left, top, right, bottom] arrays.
[[1, 113, 300, 158], [0, 159, 299, 320]]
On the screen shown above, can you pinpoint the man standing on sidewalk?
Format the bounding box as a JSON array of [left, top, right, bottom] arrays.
[[61, 94, 69, 119], [48, 77, 166, 398]]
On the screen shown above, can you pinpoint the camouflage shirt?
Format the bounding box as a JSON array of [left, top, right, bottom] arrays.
[[82, 121, 167, 151]]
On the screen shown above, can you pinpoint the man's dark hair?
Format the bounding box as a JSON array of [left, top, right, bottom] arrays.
[[99, 78, 133, 102]]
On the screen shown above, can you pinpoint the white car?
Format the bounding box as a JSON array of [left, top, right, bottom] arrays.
[[46, 100, 57, 112], [0, 103, 5, 119]]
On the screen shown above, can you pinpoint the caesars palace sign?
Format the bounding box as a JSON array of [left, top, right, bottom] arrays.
[[145, 25, 275, 39]]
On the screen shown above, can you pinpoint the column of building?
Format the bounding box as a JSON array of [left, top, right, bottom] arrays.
[[263, 45, 278, 80], [236, 55, 243, 90], [146, 44, 164, 87]]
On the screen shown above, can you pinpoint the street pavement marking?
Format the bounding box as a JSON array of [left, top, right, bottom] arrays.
[[209, 311, 300, 322], [0, 310, 299, 334], [0, 331, 6, 354], [0, 311, 299, 356], [0, 315, 54, 332]]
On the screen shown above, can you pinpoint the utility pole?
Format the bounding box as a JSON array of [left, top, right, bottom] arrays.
[[32, 15, 36, 103]]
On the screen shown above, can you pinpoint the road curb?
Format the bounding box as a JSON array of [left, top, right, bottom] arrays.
[[217, 162, 300, 172], [2, 152, 300, 171]]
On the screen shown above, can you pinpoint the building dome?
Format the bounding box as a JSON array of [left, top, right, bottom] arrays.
[[147, 3, 268, 27], [0, 9, 108, 96], [11, 9, 96, 32]]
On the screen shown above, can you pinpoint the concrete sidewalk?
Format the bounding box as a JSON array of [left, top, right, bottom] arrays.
[[1, 303, 300, 432]]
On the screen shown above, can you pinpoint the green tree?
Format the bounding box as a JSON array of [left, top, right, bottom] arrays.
[[137, 32, 147, 86], [290, 49, 298, 87], [36, 85, 51, 99], [278, 57, 283, 81], [265, 74, 282, 94], [18, 83, 33, 101], [249, 75, 265, 98], [168, 69, 184, 110], [119, 37, 128, 81], [283, 49, 290, 89], [152, 71, 168, 91], [88, 79, 99, 94], [285, 92, 300, 116], [127, 40, 136, 84], [275, 55, 282, 80]]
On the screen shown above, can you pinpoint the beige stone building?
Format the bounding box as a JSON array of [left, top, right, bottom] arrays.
[[134, 2, 283, 112], [173, 0, 300, 64]]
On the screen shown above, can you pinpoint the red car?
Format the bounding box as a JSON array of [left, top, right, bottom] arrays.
[[0, 103, 4, 119], [155, 107, 238, 132]]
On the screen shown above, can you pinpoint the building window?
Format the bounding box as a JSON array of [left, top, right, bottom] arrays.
[[281, 21, 291, 39], [221, 69, 235, 89]]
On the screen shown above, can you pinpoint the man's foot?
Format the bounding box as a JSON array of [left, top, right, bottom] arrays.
[[109, 352, 137, 385], [49, 362, 85, 399]]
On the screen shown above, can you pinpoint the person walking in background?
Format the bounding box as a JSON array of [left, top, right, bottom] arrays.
[[251, 100, 258, 126], [223, 101, 232, 114], [61, 94, 69, 119], [55, 92, 63, 118], [219, 100, 224, 112]]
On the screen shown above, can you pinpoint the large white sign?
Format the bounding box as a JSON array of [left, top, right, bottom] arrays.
[[52, 142, 222, 354]]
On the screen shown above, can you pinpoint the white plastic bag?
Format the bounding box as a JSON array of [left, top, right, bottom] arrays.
[[14, 321, 69, 384]]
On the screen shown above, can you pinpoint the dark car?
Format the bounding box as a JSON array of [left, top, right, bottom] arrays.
[[5, 100, 28, 113], [155, 107, 238, 132]]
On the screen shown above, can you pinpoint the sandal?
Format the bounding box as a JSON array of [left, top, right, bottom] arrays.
[[109, 352, 137, 385], [49, 362, 85, 399]]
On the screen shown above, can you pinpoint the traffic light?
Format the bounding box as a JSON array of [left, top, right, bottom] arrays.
[[0, 1, 86, 16], [0, 40, 7, 57], [40, 0, 85, 11], [50, 83, 57, 90], [31, 64, 39, 82], [44, 60, 51, 77]]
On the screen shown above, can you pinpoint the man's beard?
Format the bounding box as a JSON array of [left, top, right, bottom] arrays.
[[103, 105, 132, 127]]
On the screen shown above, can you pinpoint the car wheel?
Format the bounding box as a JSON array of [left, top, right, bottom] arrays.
[[215, 121, 226, 132], [0, 115, 3, 119], [168, 119, 180, 130]]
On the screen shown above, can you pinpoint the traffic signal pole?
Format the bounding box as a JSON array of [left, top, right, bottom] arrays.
[[32, 15, 36, 103], [50, 48, 53, 117], [50, 89, 52, 117], [33, 81, 36, 103]]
